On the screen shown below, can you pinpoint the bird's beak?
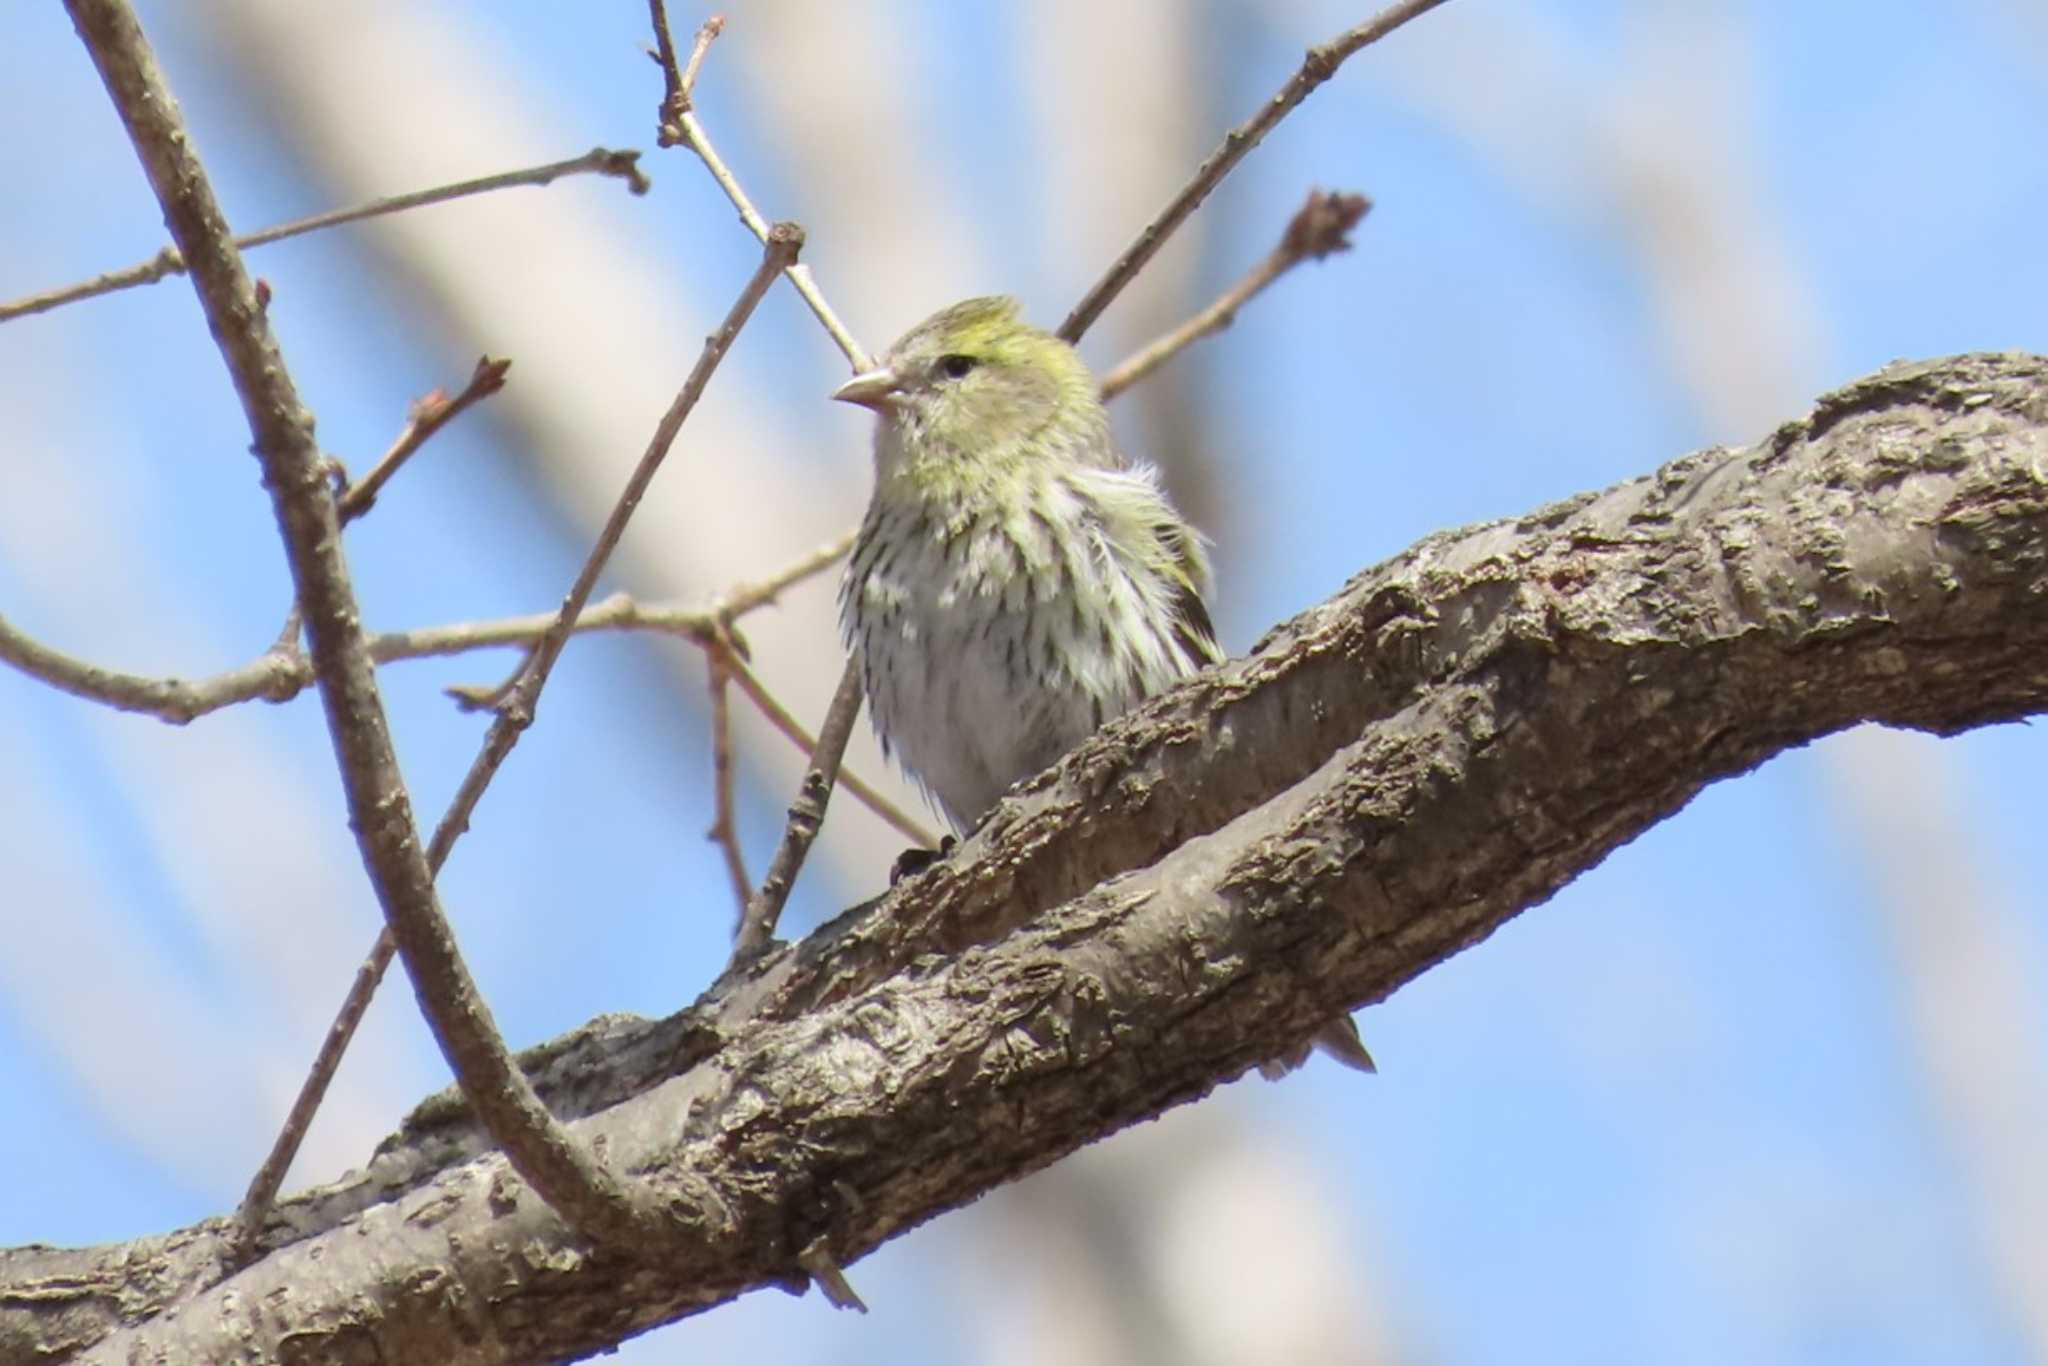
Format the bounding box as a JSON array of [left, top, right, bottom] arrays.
[[832, 366, 901, 410]]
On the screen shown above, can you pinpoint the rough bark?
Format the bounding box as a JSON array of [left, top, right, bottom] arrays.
[[5, 353, 2046, 1365]]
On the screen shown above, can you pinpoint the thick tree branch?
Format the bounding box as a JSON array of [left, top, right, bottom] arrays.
[[7, 353, 2046, 1364]]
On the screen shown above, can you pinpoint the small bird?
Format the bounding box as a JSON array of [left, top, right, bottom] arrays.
[[835, 296, 1373, 1078]]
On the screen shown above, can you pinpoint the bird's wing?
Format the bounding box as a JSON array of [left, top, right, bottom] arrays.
[[1155, 516, 1224, 669]]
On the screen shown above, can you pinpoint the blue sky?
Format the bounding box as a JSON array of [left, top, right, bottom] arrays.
[[3, 2, 2046, 1363]]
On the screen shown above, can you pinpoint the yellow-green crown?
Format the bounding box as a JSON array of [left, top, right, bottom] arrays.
[[909, 295, 1025, 351], [896, 296, 1093, 392]]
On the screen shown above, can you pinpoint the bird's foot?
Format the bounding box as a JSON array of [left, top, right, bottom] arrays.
[[890, 835, 957, 885]]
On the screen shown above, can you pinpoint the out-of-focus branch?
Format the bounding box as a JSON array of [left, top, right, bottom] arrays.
[[704, 636, 752, 917], [1098, 189, 1370, 400], [448, 221, 804, 724], [1059, 0, 1448, 344], [0, 148, 646, 324]]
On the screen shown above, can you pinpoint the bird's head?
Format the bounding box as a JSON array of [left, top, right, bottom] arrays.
[[833, 297, 1102, 467]]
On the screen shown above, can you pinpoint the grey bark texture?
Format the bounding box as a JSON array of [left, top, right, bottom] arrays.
[[5, 352, 2046, 1365]]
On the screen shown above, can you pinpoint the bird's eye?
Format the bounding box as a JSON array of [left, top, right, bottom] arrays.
[[937, 354, 978, 380]]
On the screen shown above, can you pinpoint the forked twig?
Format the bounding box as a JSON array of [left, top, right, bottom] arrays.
[[1099, 190, 1371, 400], [0, 533, 851, 729], [235, 223, 805, 1248], [1059, 0, 1447, 344], [648, 1, 887, 961], [339, 356, 513, 524], [733, 654, 867, 956], [650, 5, 871, 370]]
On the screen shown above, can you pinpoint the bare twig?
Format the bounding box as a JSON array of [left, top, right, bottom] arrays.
[[232, 930, 394, 1244], [704, 636, 753, 918], [338, 356, 513, 524], [236, 226, 804, 1244], [0, 544, 854, 731], [676, 13, 722, 96], [649, 4, 722, 114], [650, 3, 870, 370], [722, 646, 937, 849], [648, 2, 887, 952], [709, 530, 855, 620], [0, 613, 302, 723], [1098, 189, 1371, 400], [68, 0, 666, 1251], [0, 148, 647, 324], [268, 356, 514, 665], [1058, 0, 1449, 344], [734, 654, 867, 956]]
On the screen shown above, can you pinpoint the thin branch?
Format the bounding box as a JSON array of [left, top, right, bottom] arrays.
[[734, 654, 868, 956], [650, 3, 871, 370], [648, 2, 892, 954], [338, 356, 512, 524], [236, 227, 803, 1245], [66, 0, 670, 1251], [0, 613, 303, 723], [0, 148, 647, 324], [447, 224, 805, 717], [240, 534, 853, 1243], [1098, 189, 1371, 400], [722, 646, 937, 849], [710, 529, 855, 619], [267, 356, 514, 667], [649, 4, 721, 111], [703, 637, 753, 919], [232, 930, 395, 1247], [1058, 0, 1450, 344], [0, 532, 853, 730]]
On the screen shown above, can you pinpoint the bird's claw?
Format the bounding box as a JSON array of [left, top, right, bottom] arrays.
[[889, 835, 957, 885]]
